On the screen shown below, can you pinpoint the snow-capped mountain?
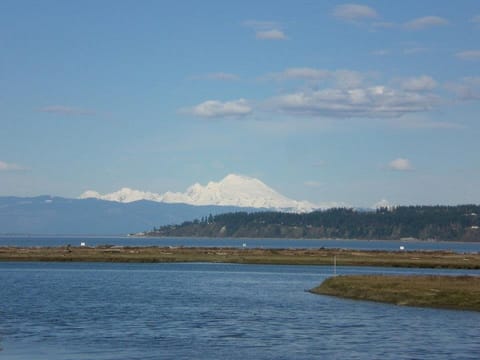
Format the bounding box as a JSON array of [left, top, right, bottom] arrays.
[[80, 189, 163, 203], [372, 199, 393, 209], [79, 174, 317, 213]]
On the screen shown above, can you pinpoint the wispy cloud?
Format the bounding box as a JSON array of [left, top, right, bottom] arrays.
[[403, 46, 429, 55], [403, 16, 449, 30], [332, 4, 378, 21], [265, 68, 364, 88], [185, 68, 456, 122], [373, 47, 429, 57], [243, 20, 277, 29], [371, 49, 390, 56], [400, 75, 437, 92], [256, 29, 287, 40], [445, 77, 480, 101], [304, 180, 323, 188], [334, 70, 364, 89], [39, 105, 95, 116], [267, 85, 438, 118], [388, 158, 413, 171], [455, 50, 480, 61], [187, 99, 252, 118], [388, 115, 464, 130], [0, 160, 27, 172], [260, 68, 442, 119], [266, 67, 330, 81], [470, 15, 480, 24], [372, 22, 396, 29], [192, 72, 240, 81], [243, 20, 287, 40], [312, 160, 326, 167]]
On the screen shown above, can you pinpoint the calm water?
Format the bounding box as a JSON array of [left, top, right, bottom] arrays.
[[1, 262, 479, 359], [1, 235, 479, 253]]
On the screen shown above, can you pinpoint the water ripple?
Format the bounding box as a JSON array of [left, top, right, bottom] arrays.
[[0, 262, 479, 359]]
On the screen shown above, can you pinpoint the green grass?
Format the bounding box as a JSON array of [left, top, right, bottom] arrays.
[[310, 275, 480, 311]]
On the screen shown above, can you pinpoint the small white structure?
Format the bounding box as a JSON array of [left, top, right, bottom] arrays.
[[242, 243, 247, 248], [80, 242, 86, 247], [399, 245, 405, 251]]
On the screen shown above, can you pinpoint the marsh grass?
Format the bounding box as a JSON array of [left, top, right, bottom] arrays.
[[0, 246, 479, 269], [311, 275, 480, 311]]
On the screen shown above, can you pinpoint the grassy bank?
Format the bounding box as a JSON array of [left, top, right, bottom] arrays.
[[0, 246, 479, 268], [310, 275, 480, 311]]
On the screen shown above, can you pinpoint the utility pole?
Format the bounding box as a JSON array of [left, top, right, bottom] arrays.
[[334, 255, 337, 276]]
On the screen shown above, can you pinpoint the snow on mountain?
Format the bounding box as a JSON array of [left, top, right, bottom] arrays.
[[79, 174, 318, 213], [79, 187, 163, 203], [372, 199, 394, 209]]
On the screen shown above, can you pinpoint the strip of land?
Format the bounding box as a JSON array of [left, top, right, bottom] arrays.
[[0, 246, 479, 268], [310, 275, 480, 311]]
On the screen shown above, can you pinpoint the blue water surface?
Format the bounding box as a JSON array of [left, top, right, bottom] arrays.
[[1, 235, 479, 253], [1, 262, 479, 359]]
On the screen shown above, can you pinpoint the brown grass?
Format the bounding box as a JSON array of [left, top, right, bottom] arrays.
[[0, 246, 479, 269]]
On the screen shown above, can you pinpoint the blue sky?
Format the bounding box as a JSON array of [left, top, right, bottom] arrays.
[[1, 0, 479, 207]]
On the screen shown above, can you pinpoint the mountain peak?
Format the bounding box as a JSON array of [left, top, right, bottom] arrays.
[[221, 173, 255, 183], [80, 174, 318, 212]]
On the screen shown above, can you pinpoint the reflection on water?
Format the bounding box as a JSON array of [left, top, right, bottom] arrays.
[[1, 262, 479, 359]]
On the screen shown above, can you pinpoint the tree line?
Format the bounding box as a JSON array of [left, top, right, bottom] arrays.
[[148, 205, 480, 242]]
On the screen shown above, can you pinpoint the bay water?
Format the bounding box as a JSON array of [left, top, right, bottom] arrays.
[[1, 262, 479, 359]]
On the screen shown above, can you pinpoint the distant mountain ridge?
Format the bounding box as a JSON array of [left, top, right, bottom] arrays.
[[0, 196, 257, 235], [80, 174, 317, 213]]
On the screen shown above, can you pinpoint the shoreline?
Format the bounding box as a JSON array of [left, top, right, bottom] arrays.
[[2, 234, 480, 244], [1, 246, 479, 268]]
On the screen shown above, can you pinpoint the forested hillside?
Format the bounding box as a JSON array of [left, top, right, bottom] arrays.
[[147, 205, 480, 242]]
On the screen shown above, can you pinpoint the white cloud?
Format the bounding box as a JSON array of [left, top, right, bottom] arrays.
[[400, 75, 437, 92], [404, 16, 449, 30], [455, 50, 480, 61], [39, 105, 95, 116], [189, 99, 252, 118], [256, 29, 287, 40], [261, 68, 442, 118], [267, 86, 437, 118], [388, 158, 413, 171], [243, 20, 287, 40], [332, 4, 378, 21], [0, 160, 26, 171]]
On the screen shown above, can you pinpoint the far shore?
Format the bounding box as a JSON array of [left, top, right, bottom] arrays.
[[2, 233, 480, 245], [310, 275, 480, 312], [0, 246, 479, 269]]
